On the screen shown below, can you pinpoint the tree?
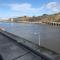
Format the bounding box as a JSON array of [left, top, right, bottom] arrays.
[[42, 14, 48, 16]]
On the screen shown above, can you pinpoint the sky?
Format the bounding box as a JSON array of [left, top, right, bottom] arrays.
[[0, 0, 60, 18]]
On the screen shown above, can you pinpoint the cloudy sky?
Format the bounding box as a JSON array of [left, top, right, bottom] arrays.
[[0, 0, 60, 18]]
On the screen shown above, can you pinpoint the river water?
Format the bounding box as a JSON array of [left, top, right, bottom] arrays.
[[0, 22, 60, 53]]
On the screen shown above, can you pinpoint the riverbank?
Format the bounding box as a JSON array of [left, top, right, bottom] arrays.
[[0, 21, 60, 26]]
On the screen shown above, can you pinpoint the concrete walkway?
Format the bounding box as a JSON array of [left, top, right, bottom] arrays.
[[0, 32, 41, 60]]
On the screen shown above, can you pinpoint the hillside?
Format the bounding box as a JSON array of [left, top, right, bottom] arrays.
[[29, 12, 60, 23], [8, 12, 60, 23], [39, 13, 60, 23]]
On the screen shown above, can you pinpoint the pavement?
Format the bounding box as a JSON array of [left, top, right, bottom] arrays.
[[0, 32, 41, 60]]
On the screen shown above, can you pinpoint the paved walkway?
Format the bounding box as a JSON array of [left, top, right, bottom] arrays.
[[0, 32, 41, 60]]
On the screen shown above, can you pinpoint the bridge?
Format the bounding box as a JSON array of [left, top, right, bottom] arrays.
[[0, 29, 60, 60], [47, 22, 60, 26]]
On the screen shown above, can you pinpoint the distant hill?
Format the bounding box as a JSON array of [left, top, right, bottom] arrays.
[[39, 12, 60, 22], [9, 12, 60, 23], [30, 12, 60, 23]]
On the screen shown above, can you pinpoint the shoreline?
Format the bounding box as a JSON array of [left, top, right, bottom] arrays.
[[0, 21, 60, 26]]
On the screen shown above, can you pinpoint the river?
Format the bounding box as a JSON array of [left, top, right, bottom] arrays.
[[0, 22, 60, 53]]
